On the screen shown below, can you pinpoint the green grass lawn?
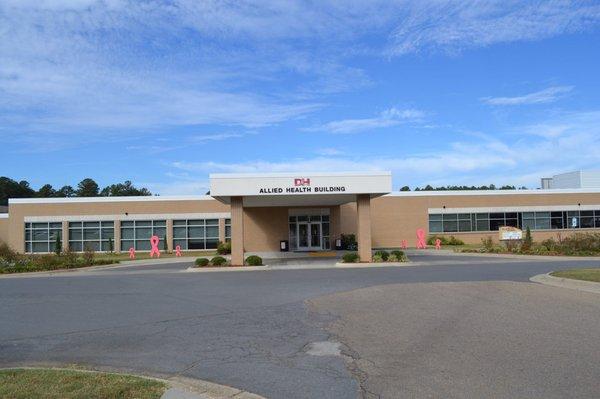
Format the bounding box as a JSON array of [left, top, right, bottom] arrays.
[[0, 368, 167, 399], [551, 268, 600, 283]]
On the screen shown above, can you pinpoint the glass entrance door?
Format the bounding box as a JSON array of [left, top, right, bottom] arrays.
[[297, 222, 322, 251]]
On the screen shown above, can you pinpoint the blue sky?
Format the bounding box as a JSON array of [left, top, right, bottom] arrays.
[[1, 1, 600, 194]]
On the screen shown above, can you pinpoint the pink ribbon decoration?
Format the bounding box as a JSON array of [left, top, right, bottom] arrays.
[[149, 235, 161, 258], [128, 247, 135, 260], [416, 229, 427, 249], [175, 245, 182, 257], [401, 240, 407, 249], [435, 238, 441, 250]]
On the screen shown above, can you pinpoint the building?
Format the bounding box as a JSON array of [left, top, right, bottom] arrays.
[[541, 170, 600, 189], [1, 171, 600, 264]]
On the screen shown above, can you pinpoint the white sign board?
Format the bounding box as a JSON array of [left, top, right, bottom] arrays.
[[499, 226, 523, 241], [210, 172, 392, 197]]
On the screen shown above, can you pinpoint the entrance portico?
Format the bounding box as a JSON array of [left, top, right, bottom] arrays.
[[210, 172, 392, 265]]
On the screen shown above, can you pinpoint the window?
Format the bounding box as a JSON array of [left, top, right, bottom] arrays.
[[121, 220, 166, 251], [428, 208, 600, 233], [69, 221, 114, 252], [25, 222, 62, 253], [442, 214, 458, 232], [225, 218, 231, 242], [428, 214, 443, 233], [172, 219, 219, 251]]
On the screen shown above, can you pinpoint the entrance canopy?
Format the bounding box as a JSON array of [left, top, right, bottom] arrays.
[[210, 171, 392, 207]]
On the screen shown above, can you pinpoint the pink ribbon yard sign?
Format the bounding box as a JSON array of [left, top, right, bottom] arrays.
[[435, 238, 441, 250], [401, 240, 407, 249], [128, 247, 135, 260], [175, 245, 182, 257], [150, 235, 161, 258], [416, 229, 427, 249]]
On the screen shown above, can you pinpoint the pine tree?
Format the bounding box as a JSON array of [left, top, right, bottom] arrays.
[[54, 233, 62, 256], [522, 226, 533, 252]]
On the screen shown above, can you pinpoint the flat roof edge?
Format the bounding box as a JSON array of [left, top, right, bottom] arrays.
[[209, 171, 392, 179], [9, 195, 215, 205], [385, 188, 600, 197]]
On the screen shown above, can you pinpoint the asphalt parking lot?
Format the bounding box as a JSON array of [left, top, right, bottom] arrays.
[[1, 253, 599, 398]]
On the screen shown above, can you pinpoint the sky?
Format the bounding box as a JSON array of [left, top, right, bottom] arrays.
[[1, 0, 600, 194]]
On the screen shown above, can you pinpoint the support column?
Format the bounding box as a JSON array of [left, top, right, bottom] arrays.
[[114, 220, 121, 253], [330, 206, 341, 249], [356, 194, 372, 262], [218, 218, 226, 244], [61, 221, 69, 252], [231, 196, 244, 266], [166, 219, 173, 253]]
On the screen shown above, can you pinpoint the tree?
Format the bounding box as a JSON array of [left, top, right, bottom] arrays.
[[76, 178, 99, 197], [54, 233, 62, 256], [522, 226, 533, 252], [37, 184, 57, 198], [0, 177, 36, 206], [100, 180, 152, 197], [56, 185, 75, 197], [399, 186, 410, 191]]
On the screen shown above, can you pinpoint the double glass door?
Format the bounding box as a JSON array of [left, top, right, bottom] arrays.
[[297, 222, 322, 251]]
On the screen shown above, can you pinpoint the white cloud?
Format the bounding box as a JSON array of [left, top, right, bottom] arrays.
[[315, 147, 344, 156], [387, 1, 600, 55], [305, 108, 425, 134], [482, 86, 573, 105], [169, 110, 600, 190]]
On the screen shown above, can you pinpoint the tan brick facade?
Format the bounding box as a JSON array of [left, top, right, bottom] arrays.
[[3, 190, 600, 254]]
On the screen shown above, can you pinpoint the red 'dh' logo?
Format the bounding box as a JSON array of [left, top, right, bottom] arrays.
[[294, 178, 311, 186]]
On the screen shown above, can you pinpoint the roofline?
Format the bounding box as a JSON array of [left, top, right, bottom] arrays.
[[385, 188, 600, 197], [9, 195, 214, 205], [209, 171, 392, 179]]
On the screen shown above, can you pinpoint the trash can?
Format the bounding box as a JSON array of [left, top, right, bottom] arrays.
[[335, 238, 343, 250], [280, 240, 289, 252]]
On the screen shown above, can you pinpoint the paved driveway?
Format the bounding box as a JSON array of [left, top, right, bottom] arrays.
[[1, 254, 599, 398]]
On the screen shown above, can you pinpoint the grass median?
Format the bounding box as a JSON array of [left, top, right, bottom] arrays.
[[0, 368, 167, 399], [551, 268, 600, 283]]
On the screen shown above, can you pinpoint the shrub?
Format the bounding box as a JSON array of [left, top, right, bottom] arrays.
[[372, 254, 384, 263], [245, 255, 263, 266], [390, 250, 404, 259], [427, 235, 464, 246], [427, 235, 448, 245], [341, 234, 357, 250], [481, 236, 494, 251], [210, 256, 227, 266], [82, 246, 95, 265], [195, 257, 209, 267], [521, 227, 533, 252], [342, 252, 359, 263], [388, 254, 398, 262], [60, 248, 78, 268], [217, 241, 231, 255], [448, 236, 464, 245], [54, 234, 62, 256], [373, 250, 389, 261], [0, 241, 20, 263]]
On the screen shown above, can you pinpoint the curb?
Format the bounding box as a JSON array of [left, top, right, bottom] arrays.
[[0, 365, 265, 399], [450, 252, 600, 261], [186, 265, 268, 273], [530, 272, 600, 294], [333, 261, 411, 268]]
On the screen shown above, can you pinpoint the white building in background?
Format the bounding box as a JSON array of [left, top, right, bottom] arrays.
[[541, 170, 600, 189]]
